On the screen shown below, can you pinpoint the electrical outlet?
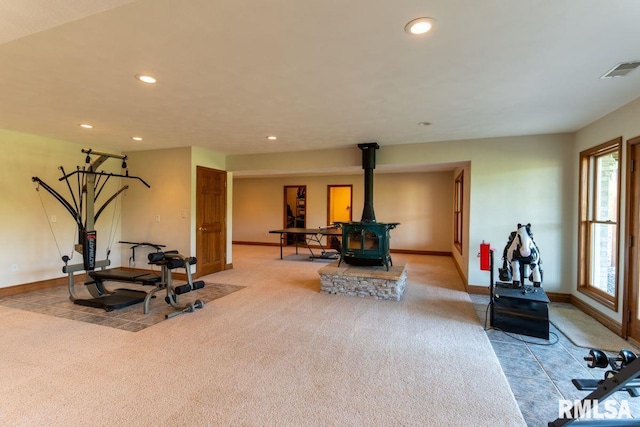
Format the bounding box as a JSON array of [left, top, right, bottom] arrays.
[[50, 215, 57, 223], [155, 214, 161, 222], [11, 264, 18, 272]]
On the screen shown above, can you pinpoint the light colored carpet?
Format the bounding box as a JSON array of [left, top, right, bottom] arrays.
[[0, 245, 525, 426], [550, 304, 637, 352]]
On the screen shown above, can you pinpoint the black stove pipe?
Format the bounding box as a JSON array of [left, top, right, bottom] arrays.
[[358, 142, 380, 223]]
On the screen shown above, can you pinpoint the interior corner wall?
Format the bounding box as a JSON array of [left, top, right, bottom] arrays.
[[0, 130, 124, 287], [574, 95, 640, 323], [373, 172, 453, 251], [229, 133, 575, 295], [121, 148, 192, 268], [383, 135, 575, 295], [477, 141, 573, 294], [191, 146, 232, 265]]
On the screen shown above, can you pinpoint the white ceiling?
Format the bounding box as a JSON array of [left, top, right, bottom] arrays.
[[1, 0, 639, 156]]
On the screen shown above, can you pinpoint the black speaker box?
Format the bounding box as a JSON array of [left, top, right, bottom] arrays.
[[491, 286, 550, 340]]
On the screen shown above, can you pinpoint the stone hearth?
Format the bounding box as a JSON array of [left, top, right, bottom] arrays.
[[318, 261, 407, 301]]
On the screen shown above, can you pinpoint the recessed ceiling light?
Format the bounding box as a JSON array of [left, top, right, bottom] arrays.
[[418, 121, 431, 126], [405, 17, 436, 35], [79, 123, 93, 129], [266, 136, 277, 140], [135, 74, 157, 84], [132, 136, 143, 141]]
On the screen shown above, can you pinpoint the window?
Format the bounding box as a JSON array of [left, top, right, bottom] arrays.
[[578, 137, 621, 310], [454, 171, 464, 254]]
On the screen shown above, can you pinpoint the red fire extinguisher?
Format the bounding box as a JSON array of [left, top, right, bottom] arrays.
[[480, 241, 491, 271]]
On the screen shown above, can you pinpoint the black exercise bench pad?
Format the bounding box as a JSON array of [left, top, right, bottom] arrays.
[[88, 269, 160, 285], [74, 289, 147, 311]]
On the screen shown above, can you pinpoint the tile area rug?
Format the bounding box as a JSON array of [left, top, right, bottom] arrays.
[[0, 282, 244, 332]]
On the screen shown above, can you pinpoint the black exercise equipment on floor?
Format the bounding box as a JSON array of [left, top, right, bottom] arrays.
[[33, 148, 150, 272], [33, 149, 204, 317], [548, 348, 640, 426], [70, 241, 167, 311], [74, 288, 147, 311], [119, 241, 166, 266], [68, 249, 205, 317], [34, 148, 152, 309], [73, 267, 162, 311], [480, 241, 550, 340], [145, 250, 205, 319], [491, 284, 550, 340]]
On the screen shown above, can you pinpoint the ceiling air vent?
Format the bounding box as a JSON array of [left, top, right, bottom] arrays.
[[601, 61, 640, 79]]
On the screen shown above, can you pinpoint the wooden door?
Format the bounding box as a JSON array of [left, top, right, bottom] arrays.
[[327, 184, 352, 224], [626, 137, 640, 340], [196, 166, 226, 277], [327, 184, 352, 249]]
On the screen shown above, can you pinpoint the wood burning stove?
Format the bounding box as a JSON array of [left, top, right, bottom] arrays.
[[337, 143, 399, 270], [340, 221, 398, 270]]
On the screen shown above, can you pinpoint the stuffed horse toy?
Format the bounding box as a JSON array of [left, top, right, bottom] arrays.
[[498, 223, 543, 287]]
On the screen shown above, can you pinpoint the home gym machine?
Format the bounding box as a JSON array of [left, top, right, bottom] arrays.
[[479, 233, 550, 340], [548, 348, 640, 425], [32, 148, 205, 316]]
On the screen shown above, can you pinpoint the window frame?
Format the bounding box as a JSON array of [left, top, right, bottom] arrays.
[[454, 170, 464, 254], [577, 137, 622, 311]]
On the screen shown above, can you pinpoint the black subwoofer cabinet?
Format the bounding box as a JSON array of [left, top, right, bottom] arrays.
[[490, 286, 550, 340]]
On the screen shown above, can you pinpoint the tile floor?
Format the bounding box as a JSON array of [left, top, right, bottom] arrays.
[[470, 294, 640, 426], [0, 281, 244, 332]]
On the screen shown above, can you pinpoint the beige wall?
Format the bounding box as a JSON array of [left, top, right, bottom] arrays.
[[122, 148, 192, 267], [122, 146, 233, 269], [228, 133, 575, 294], [0, 130, 125, 287], [0, 127, 574, 300], [233, 171, 455, 252], [0, 136, 231, 288], [227, 147, 361, 175]]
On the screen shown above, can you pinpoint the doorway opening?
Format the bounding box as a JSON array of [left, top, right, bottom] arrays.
[[327, 184, 352, 225], [327, 184, 352, 250], [284, 185, 306, 245]]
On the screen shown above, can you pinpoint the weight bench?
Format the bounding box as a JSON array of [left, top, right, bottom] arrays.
[[145, 251, 206, 319], [88, 269, 160, 286], [73, 269, 162, 311], [65, 250, 205, 318]]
